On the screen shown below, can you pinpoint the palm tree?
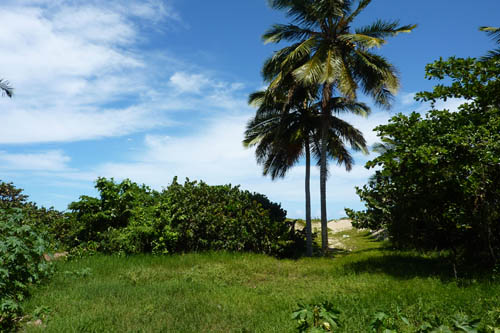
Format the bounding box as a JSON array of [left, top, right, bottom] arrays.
[[264, 0, 415, 251], [244, 84, 368, 255], [0, 79, 13, 98], [480, 26, 500, 60], [245, 85, 316, 256]]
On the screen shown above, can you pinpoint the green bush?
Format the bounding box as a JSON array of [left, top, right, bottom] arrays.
[[0, 208, 53, 331], [0, 180, 67, 250], [66, 177, 305, 257], [347, 56, 500, 268]]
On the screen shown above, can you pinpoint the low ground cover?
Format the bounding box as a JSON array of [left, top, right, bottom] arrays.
[[21, 231, 500, 332]]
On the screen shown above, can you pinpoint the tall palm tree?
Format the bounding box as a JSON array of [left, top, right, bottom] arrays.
[[264, 0, 415, 251], [480, 26, 500, 60], [0, 79, 13, 98], [244, 85, 368, 255]]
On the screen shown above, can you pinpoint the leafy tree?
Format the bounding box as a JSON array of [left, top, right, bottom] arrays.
[[264, 0, 415, 250], [0, 181, 28, 208], [347, 52, 500, 268]]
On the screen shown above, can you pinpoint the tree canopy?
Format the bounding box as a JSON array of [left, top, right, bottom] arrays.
[[347, 49, 500, 268]]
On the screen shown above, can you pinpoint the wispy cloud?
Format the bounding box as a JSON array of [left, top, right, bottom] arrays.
[[0, 150, 71, 171]]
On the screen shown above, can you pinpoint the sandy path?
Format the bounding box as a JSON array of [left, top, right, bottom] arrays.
[[309, 219, 353, 233], [307, 219, 353, 249]]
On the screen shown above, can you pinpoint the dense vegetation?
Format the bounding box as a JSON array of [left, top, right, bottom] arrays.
[[0, 208, 53, 331], [63, 177, 305, 258], [347, 53, 500, 269], [0, 178, 305, 330]]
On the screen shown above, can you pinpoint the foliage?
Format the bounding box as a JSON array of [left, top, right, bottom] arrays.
[[0, 208, 53, 331], [0, 180, 67, 250], [0, 181, 28, 208], [347, 55, 500, 267], [65, 177, 304, 257], [291, 301, 341, 332], [368, 311, 483, 333], [65, 177, 160, 254]]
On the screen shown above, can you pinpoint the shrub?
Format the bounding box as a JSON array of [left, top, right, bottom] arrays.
[[66, 177, 305, 257], [65, 177, 160, 252], [0, 180, 67, 250], [0, 208, 53, 331]]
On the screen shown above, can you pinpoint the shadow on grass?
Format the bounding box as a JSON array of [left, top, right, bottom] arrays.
[[344, 253, 457, 281]]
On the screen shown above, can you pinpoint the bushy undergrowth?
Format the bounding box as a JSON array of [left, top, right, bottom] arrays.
[[0, 208, 53, 331], [347, 56, 500, 268], [64, 177, 305, 257]]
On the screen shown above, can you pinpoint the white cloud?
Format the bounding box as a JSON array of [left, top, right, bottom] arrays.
[[0, 150, 70, 171], [401, 92, 417, 105], [0, 1, 178, 144], [0, 106, 170, 144], [169, 72, 212, 94], [96, 115, 257, 185], [423, 98, 467, 113]]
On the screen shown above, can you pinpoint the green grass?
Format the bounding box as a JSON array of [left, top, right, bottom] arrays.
[[21, 231, 500, 332]]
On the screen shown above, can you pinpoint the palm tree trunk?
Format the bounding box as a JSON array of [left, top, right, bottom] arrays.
[[320, 83, 331, 252], [305, 136, 312, 257], [319, 124, 328, 252]]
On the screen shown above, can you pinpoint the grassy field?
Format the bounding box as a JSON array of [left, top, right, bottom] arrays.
[[21, 230, 500, 332]]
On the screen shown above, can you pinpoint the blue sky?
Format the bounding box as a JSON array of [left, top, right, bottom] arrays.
[[0, 0, 498, 218]]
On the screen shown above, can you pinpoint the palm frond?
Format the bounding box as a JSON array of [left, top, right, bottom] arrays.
[[280, 37, 317, 72], [328, 116, 367, 152], [293, 45, 328, 84], [268, 0, 344, 28], [336, 55, 358, 99], [480, 26, 500, 61], [326, 97, 371, 117], [248, 91, 267, 107], [263, 24, 315, 44], [338, 33, 385, 49], [355, 19, 416, 39], [480, 26, 500, 41], [262, 45, 299, 82], [352, 50, 400, 109], [0, 79, 13, 98], [343, 0, 372, 26]]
